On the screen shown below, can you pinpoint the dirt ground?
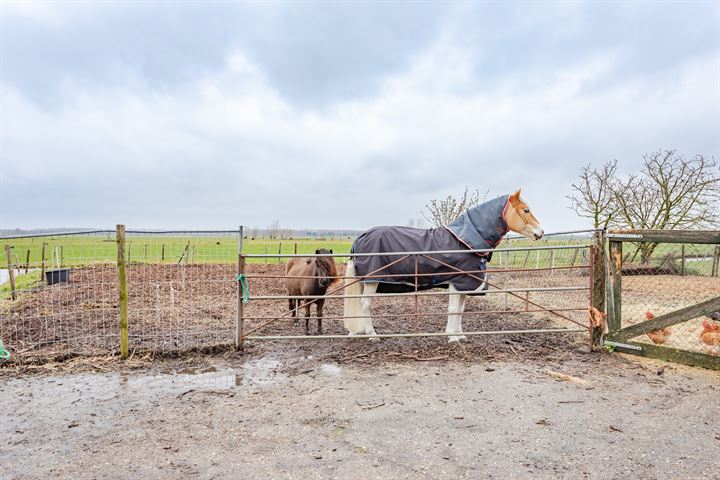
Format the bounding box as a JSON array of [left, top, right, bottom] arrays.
[[2, 341, 720, 480]]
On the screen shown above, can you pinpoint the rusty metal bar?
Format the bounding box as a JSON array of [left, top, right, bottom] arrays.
[[240, 307, 590, 321], [244, 263, 590, 280], [242, 243, 592, 258], [248, 285, 589, 301], [245, 328, 587, 341], [414, 254, 419, 332]]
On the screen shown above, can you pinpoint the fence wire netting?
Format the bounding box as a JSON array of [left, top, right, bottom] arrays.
[[619, 241, 720, 356], [0, 230, 239, 359]]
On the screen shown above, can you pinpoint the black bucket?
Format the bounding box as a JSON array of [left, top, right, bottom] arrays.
[[45, 268, 70, 285]]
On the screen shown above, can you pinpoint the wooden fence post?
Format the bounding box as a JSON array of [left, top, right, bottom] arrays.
[[4, 245, 16, 301], [40, 241, 46, 282], [24, 249, 30, 274], [161, 244, 165, 261], [116, 225, 129, 359], [607, 240, 622, 332]]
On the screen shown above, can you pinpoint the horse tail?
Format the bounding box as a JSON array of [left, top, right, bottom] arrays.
[[343, 259, 363, 334]]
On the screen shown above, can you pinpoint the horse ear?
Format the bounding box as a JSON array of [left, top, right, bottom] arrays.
[[510, 189, 522, 204]]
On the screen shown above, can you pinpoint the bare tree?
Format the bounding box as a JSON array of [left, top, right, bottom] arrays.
[[567, 159, 620, 229], [422, 187, 488, 227], [569, 150, 720, 263], [613, 151, 720, 231]]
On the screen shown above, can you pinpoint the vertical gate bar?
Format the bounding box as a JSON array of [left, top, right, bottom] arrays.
[[607, 240, 622, 332], [236, 226, 245, 351], [503, 237, 509, 310], [116, 225, 129, 359], [414, 254, 419, 332]]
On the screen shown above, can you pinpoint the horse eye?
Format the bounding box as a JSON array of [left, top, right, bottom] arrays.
[[523, 208, 530, 214]]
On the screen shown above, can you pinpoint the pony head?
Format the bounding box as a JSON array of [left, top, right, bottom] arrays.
[[504, 189, 543, 240], [314, 248, 337, 289]]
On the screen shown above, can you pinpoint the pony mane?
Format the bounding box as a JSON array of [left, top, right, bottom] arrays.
[[315, 249, 338, 278]]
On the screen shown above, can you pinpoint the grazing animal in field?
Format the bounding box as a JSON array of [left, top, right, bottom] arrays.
[[286, 248, 338, 335], [344, 189, 544, 342]]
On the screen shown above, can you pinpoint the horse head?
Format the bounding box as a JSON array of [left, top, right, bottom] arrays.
[[504, 189, 543, 240], [314, 248, 337, 289]]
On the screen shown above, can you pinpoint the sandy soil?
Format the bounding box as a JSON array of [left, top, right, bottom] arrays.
[[2, 346, 719, 480]]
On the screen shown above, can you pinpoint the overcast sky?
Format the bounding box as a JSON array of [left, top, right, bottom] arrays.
[[1, 1, 718, 232]]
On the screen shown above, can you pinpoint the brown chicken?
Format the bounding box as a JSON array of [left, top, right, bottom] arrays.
[[700, 320, 720, 354], [644, 311, 672, 345]]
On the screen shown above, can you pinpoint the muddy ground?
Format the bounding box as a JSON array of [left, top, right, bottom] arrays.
[[2, 341, 720, 480]]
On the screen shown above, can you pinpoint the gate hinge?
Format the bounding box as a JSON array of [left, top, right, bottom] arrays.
[[602, 340, 643, 351]]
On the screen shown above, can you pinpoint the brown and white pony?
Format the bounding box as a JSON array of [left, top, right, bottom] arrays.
[[285, 248, 338, 335], [343, 189, 543, 341]]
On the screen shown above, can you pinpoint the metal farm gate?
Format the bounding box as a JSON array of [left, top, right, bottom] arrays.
[[236, 230, 601, 349]]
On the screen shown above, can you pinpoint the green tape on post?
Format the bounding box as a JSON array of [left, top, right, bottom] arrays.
[[236, 274, 250, 304]]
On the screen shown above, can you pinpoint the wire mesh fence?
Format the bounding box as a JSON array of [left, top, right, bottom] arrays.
[[615, 240, 720, 357], [0, 229, 240, 360]]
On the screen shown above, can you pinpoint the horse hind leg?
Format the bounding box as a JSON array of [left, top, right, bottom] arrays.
[[446, 284, 467, 343], [360, 282, 379, 338]]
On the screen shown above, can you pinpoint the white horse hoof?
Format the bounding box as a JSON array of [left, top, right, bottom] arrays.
[[448, 335, 466, 343]]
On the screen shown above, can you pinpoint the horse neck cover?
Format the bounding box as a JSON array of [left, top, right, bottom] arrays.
[[445, 194, 510, 250]]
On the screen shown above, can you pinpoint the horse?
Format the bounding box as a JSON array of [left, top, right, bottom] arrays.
[[285, 248, 338, 335], [343, 189, 543, 342]]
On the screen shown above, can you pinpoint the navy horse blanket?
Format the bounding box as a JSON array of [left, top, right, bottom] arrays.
[[352, 195, 510, 293]]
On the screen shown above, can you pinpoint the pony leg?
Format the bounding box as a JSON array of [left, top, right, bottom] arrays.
[[316, 299, 324, 334], [304, 302, 311, 336], [446, 284, 467, 342], [290, 299, 299, 326]]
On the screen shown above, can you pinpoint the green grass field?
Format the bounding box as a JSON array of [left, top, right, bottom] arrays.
[[0, 233, 715, 275], [0, 235, 354, 267]]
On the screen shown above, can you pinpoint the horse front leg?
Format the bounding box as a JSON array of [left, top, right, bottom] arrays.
[[446, 284, 467, 342], [360, 282, 379, 337], [316, 299, 325, 334], [304, 301, 311, 336], [289, 299, 299, 326]]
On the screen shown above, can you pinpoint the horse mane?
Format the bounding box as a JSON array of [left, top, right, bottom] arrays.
[[314, 249, 337, 278]]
